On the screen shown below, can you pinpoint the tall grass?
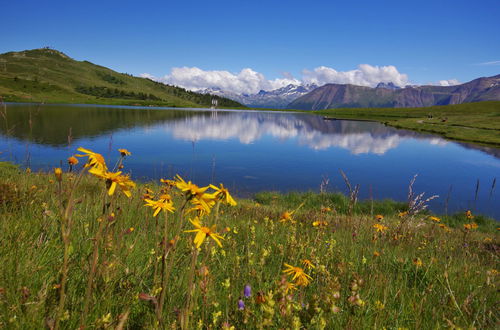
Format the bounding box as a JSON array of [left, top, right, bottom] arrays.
[[0, 153, 498, 329]]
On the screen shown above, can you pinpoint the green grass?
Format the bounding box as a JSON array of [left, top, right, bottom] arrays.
[[312, 101, 500, 146], [0, 158, 498, 329], [0, 48, 244, 109]]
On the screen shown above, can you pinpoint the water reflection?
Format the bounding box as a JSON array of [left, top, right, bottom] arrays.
[[167, 112, 448, 154], [1, 104, 498, 219]]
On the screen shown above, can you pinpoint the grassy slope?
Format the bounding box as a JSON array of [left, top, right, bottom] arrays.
[[311, 101, 500, 146], [0, 48, 244, 108], [0, 160, 498, 328]]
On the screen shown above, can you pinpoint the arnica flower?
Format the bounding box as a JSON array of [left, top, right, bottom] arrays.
[[312, 220, 328, 227], [118, 148, 131, 157], [185, 217, 224, 249], [463, 222, 478, 230], [244, 285, 252, 298], [144, 198, 175, 217], [429, 216, 441, 222], [90, 169, 136, 198], [174, 175, 209, 197], [67, 156, 78, 166], [76, 147, 107, 172], [413, 258, 423, 267], [209, 183, 237, 206], [398, 211, 408, 218], [466, 210, 474, 219], [54, 168, 63, 182], [373, 223, 388, 233], [375, 214, 384, 221], [302, 259, 315, 270], [282, 263, 312, 286], [279, 211, 294, 223], [320, 206, 332, 213]]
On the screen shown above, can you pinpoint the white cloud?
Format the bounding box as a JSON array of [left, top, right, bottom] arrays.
[[302, 64, 409, 87], [143, 67, 300, 95], [428, 79, 460, 86], [141, 63, 410, 95], [476, 60, 500, 66]]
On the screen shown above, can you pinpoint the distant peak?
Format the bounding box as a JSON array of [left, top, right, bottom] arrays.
[[376, 82, 400, 90]]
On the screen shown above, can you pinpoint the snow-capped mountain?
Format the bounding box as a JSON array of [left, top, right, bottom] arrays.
[[199, 84, 318, 108]]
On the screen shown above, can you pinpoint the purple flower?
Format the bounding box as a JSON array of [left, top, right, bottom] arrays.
[[238, 299, 245, 310], [244, 284, 251, 298]]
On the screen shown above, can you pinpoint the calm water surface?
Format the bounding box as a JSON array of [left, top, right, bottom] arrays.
[[1, 103, 499, 219]]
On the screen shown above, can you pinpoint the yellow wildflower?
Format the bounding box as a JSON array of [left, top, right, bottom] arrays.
[[398, 211, 408, 218], [209, 183, 237, 206], [373, 251, 380, 257], [463, 222, 478, 230], [302, 259, 315, 270], [282, 263, 312, 286], [373, 223, 388, 233], [67, 156, 78, 166], [144, 198, 175, 217], [413, 258, 423, 267], [174, 175, 208, 197], [54, 168, 62, 182], [428, 216, 441, 222], [465, 210, 474, 219], [76, 147, 107, 172], [90, 169, 135, 197], [185, 218, 224, 248], [279, 211, 294, 223], [118, 148, 131, 157], [312, 220, 328, 227], [375, 214, 384, 221]]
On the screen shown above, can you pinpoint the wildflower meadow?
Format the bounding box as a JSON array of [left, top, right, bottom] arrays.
[[0, 148, 498, 329]]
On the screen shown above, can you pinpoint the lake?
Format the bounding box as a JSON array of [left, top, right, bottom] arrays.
[[1, 103, 499, 219]]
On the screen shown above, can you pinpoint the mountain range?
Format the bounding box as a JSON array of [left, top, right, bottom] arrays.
[[288, 75, 500, 110], [0, 48, 244, 108], [199, 83, 318, 109]]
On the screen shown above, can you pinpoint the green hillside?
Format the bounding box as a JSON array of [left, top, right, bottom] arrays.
[[0, 48, 244, 108]]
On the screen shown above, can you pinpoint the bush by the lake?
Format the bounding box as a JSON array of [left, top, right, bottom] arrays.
[[0, 148, 498, 329]]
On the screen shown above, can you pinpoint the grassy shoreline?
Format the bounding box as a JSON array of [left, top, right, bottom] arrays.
[[312, 101, 500, 147], [1, 158, 498, 328]]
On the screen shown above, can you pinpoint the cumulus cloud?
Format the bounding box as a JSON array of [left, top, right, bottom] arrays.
[[427, 79, 460, 86], [302, 64, 409, 87], [142, 67, 300, 95], [141, 64, 410, 95]]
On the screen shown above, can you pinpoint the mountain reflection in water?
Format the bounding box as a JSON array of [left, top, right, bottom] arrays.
[[1, 104, 499, 219]]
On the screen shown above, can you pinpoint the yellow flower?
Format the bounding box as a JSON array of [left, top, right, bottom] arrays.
[[373, 223, 388, 233], [320, 206, 332, 212], [398, 211, 408, 218], [209, 183, 237, 206], [282, 263, 312, 286], [302, 259, 315, 270], [312, 220, 328, 227], [54, 167, 63, 182], [90, 169, 135, 197], [175, 175, 209, 197], [375, 214, 384, 221], [185, 218, 224, 249], [118, 148, 131, 157], [67, 156, 78, 166], [465, 210, 474, 219], [144, 198, 175, 217], [464, 222, 478, 230], [373, 251, 380, 257], [413, 258, 423, 267], [279, 211, 294, 223], [428, 216, 441, 222], [76, 147, 107, 172]]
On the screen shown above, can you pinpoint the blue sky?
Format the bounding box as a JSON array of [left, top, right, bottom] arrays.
[[2, 0, 499, 92]]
